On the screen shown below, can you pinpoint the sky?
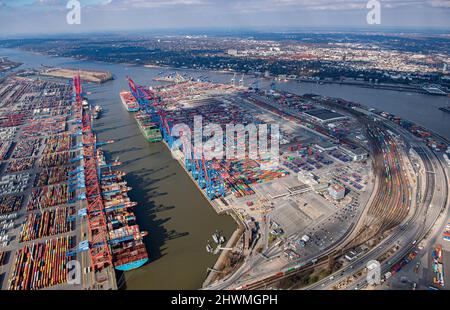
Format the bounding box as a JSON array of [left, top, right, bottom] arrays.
[[0, 0, 449, 36]]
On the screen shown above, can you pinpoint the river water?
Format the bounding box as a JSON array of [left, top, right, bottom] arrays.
[[277, 81, 450, 140], [0, 47, 449, 289]]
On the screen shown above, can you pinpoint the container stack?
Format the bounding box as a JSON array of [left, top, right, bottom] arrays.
[[43, 133, 72, 154], [39, 151, 74, 168], [0, 141, 12, 160], [26, 184, 71, 211], [19, 206, 76, 242], [0, 195, 23, 215], [8, 236, 75, 290]]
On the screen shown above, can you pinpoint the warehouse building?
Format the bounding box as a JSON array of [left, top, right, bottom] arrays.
[[328, 184, 346, 200], [304, 108, 347, 124]]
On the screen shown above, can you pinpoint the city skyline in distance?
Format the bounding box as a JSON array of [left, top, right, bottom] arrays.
[[0, 0, 449, 36]]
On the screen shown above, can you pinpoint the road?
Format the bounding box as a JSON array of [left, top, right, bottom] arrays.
[[308, 143, 448, 290], [204, 97, 448, 291]]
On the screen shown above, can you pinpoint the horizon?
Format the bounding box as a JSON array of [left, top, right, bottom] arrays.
[[1, 25, 450, 40]]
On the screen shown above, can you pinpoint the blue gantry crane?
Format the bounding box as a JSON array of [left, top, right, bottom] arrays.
[[127, 76, 225, 200]]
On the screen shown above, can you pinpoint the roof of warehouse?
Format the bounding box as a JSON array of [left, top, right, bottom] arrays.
[[304, 108, 346, 121]]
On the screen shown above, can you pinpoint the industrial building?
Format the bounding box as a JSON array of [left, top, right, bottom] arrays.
[[304, 108, 347, 124], [315, 140, 338, 152], [328, 184, 346, 200], [339, 145, 368, 161]]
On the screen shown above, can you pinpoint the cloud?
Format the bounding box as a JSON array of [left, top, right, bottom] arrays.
[[2, 0, 449, 10], [430, 0, 450, 7], [1, 0, 449, 35]]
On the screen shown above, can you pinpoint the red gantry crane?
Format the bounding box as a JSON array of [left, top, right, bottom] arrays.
[[74, 74, 113, 271]]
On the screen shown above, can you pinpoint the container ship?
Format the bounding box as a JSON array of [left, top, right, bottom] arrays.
[[97, 148, 149, 271], [135, 111, 162, 142], [119, 91, 140, 112], [153, 72, 186, 84]]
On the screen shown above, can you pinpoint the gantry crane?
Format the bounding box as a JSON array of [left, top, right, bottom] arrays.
[[127, 76, 225, 200]]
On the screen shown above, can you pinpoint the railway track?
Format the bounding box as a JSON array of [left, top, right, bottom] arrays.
[[211, 97, 418, 291], [238, 121, 415, 290]]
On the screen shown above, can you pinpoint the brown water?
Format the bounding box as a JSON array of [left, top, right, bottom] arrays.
[[93, 98, 236, 290]]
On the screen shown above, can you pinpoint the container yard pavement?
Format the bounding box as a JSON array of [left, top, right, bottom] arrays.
[[225, 92, 373, 259], [0, 77, 94, 290], [132, 80, 377, 288]]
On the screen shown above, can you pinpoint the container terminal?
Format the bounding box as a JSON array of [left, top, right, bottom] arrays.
[[0, 75, 148, 290], [0, 70, 447, 290], [120, 77, 375, 284], [120, 75, 449, 289]]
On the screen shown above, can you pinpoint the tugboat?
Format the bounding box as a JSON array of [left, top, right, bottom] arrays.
[[206, 241, 214, 253], [82, 98, 89, 110], [93, 105, 102, 119], [212, 230, 226, 245]]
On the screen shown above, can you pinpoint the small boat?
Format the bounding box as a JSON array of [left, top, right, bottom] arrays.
[[212, 231, 220, 244], [212, 230, 225, 244], [206, 242, 214, 253], [93, 105, 102, 119], [82, 98, 89, 110]]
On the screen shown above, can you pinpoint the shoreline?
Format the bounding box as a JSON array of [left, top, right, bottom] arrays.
[[6, 47, 448, 96], [293, 78, 448, 96], [4, 47, 448, 98]]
